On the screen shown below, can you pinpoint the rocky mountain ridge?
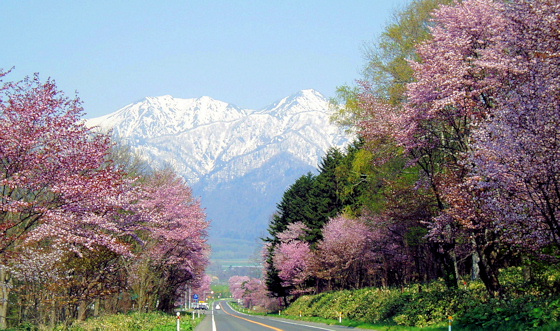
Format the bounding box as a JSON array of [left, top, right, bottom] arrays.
[[87, 89, 351, 261]]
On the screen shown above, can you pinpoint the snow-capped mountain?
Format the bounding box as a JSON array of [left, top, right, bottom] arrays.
[[87, 89, 351, 261]]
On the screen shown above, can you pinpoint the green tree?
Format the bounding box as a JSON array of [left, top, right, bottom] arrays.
[[264, 149, 347, 299], [332, 0, 453, 127], [264, 173, 316, 301], [266, 173, 317, 244], [333, 0, 461, 289], [362, 0, 453, 105], [305, 148, 345, 243]]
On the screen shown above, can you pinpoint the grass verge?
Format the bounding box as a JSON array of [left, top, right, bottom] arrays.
[[58, 311, 203, 331]]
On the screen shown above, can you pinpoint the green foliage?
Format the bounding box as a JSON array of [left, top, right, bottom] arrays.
[[331, 0, 455, 127], [267, 172, 317, 242], [329, 85, 362, 128], [306, 148, 346, 243], [211, 284, 231, 299], [333, 139, 418, 217], [459, 297, 560, 330], [362, 0, 454, 105], [458, 266, 560, 330], [284, 267, 560, 329], [66, 311, 202, 331]]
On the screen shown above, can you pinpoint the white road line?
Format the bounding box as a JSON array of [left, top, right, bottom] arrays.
[[271, 318, 335, 331], [224, 302, 336, 331], [212, 303, 218, 331]]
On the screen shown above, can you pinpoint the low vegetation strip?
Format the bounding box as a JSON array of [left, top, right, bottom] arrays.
[[283, 267, 560, 330], [52, 312, 203, 331]]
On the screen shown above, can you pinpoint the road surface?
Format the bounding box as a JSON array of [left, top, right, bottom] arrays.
[[194, 300, 365, 331]]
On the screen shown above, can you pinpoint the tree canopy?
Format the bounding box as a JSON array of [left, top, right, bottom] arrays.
[[261, 0, 560, 305]]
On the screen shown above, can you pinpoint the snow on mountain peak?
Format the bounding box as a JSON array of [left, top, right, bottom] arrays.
[[260, 89, 329, 118], [87, 89, 350, 185], [87, 90, 353, 259], [87, 94, 245, 138]]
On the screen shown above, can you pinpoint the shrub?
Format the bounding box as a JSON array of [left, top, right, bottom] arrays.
[[283, 267, 560, 329], [68, 311, 200, 331]]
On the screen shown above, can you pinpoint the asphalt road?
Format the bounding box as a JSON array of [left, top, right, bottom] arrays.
[[194, 300, 366, 331]]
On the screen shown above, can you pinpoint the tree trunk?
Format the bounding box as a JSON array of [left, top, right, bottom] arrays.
[[77, 301, 88, 321], [437, 243, 459, 289], [477, 252, 502, 296], [0, 267, 12, 330], [94, 298, 100, 317], [475, 233, 503, 297], [522, 256, 533, 282], [157, 293, 174, 313], [50, 299, 57, 328], [137, 286, 148, 313], [471, 250, 480, 281]]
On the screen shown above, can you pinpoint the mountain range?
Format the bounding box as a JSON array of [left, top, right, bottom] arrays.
[[87, 89, 351, 263]]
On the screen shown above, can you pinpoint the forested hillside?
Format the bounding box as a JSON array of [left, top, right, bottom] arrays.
[[230, 0, 560, 329]]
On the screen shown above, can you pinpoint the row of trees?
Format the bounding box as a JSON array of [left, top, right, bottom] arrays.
[[262, 144, 442, 302], [0, 71, 210, 328], [255, 0, 559, 307], [229, 275, 280, 312]]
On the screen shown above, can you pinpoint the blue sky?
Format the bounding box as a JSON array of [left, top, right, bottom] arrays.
[[1, 1, 410, 118]]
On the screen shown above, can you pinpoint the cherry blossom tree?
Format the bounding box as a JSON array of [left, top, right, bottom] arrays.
[[229, 275, 279, 311], [399, 0, 560, 295], [397, 0, 512, 295], [262, 222, 312, 300], [127, 168, 210, 312], [0, 71, 213, 326], [187, 274, 211, 307], [462, 0, 560, 252], [9, 245, 71, 326], [310, 215, 377, 291], [0, 72, 135, 326], [0, 73, 133, 254], [229, 275, 250, 302], [272, 222, 311, 294], [354, 0, 510, 288]]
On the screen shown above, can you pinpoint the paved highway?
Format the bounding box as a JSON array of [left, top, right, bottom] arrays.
[[194, 300, 362, 331]]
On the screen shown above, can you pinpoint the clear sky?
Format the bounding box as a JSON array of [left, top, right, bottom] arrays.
[[1, 1, 410, 119]]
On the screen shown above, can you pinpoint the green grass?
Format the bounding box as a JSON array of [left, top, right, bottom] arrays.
[[229, 265, 560, 330], [62, 311, 204, 331]]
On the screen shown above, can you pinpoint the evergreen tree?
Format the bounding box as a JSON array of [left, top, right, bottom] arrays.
[[266, 173, 317, 244], [306, 148, 345, 243], [264, 149, 347, 297]]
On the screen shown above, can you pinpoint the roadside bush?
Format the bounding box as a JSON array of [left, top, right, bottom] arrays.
[[68, 311, 201, 331], [459, 297, 560, 330], [283, 267, 560, 329], [393, 289, 478, 327]]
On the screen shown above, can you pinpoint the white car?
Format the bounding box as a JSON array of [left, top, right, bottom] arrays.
[[215, 305, 221, 310]]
